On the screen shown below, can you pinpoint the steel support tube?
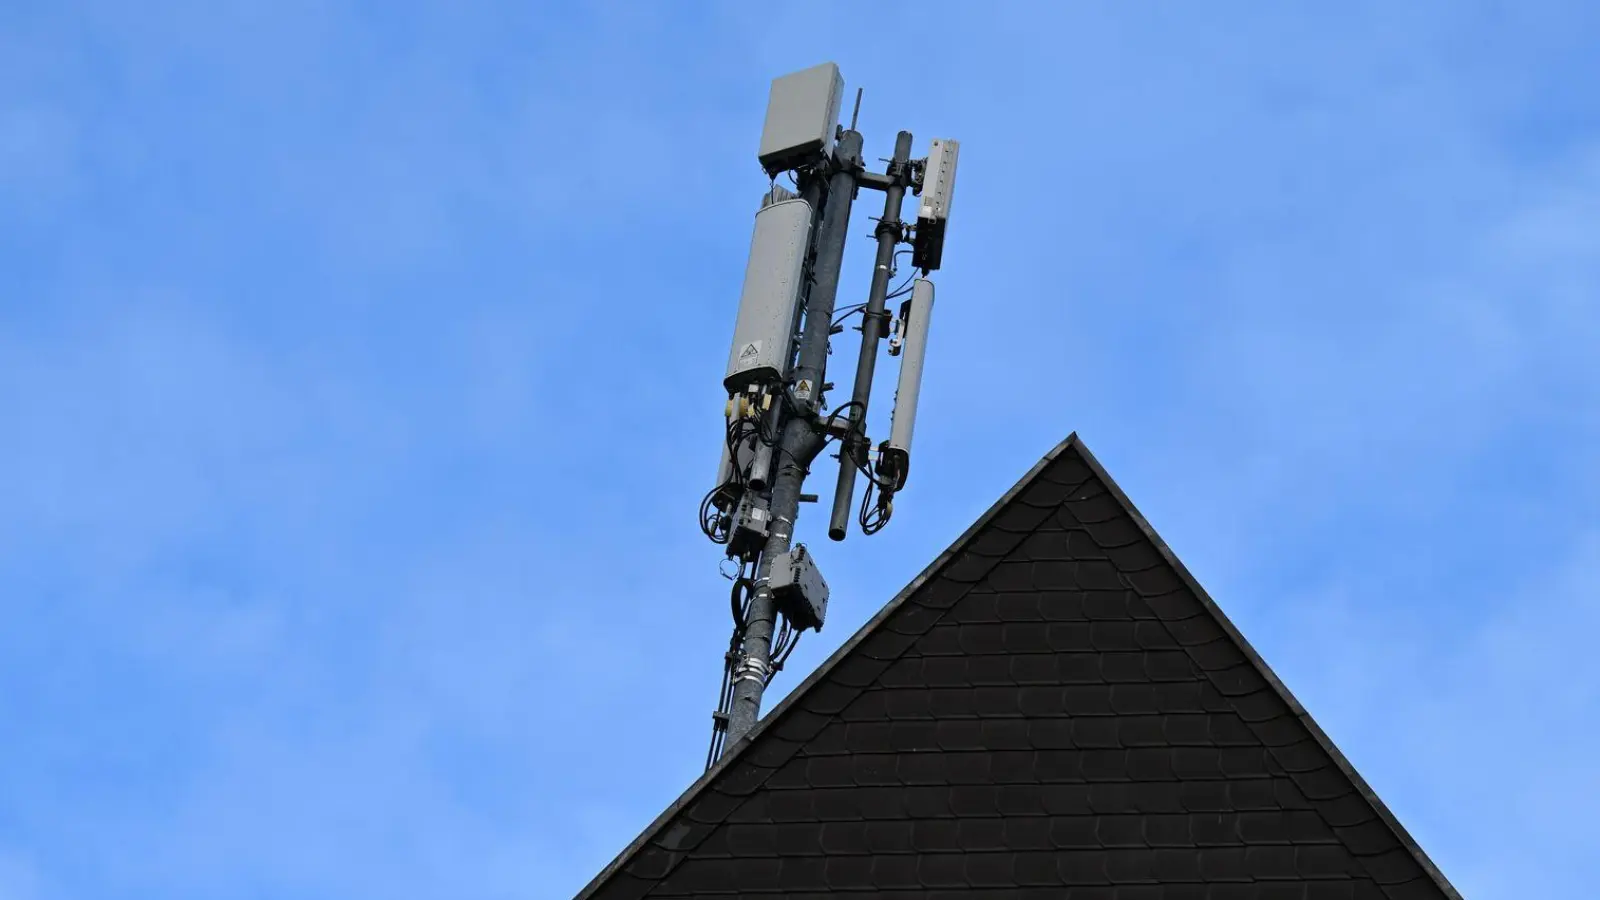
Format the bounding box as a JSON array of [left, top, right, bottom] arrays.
[[828, 130, 912, 541]]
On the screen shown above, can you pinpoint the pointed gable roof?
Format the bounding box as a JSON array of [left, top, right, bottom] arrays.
[[578, 434, 1460, 899]]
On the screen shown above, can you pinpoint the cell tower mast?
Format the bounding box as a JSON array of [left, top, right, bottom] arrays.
[[701, 63, 960, 766]]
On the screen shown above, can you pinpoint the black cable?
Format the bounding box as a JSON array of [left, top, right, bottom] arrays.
[[860, 475, 892, 535], [886, 270, 916, 301], [698, 485, 732, 543], [730, 577, 755, 631], [770, 616, 803, 679], [831, 302, 868, 329]]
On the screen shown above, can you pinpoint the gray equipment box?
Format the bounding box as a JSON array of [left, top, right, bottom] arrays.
[[769, 545, 828, 632], [758, 63, 845, 176], [728, 492, 771, 560], [724, 196, 812, 391], [912, 138, 959, 271]]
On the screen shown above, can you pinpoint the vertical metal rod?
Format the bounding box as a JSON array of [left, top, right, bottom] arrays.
[[722, 133, 863, 754], [828, 130, 912, 541]]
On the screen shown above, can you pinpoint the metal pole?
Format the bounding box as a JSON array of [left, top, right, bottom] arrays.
[[723, 132, 862, 752], [828, 130, 912, 541]]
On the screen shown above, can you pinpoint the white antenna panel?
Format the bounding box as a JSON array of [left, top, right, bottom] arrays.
[[724, 197, 812, 391]]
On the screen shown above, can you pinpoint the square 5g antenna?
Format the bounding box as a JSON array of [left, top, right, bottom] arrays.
[[757, 62, 846, 177]]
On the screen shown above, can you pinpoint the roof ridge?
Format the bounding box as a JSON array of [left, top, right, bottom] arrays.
[[576, 432, 1462, 900]]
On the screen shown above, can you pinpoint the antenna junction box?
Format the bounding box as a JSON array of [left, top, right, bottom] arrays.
[[758, 63, 845, 176], [728, 492, 771, 560], [769, 545, 828, 632]]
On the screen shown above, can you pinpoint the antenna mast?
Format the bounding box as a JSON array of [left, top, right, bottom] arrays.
[[701, 63, 961, 766]]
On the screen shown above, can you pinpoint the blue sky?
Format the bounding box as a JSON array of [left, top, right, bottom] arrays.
[[3, 2, 1597, 897]]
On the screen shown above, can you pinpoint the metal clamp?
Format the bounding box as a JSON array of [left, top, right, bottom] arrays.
[[733, 656, 772, 686]]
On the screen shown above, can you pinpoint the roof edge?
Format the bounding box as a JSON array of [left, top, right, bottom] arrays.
[[573, 433, 1082, 899], [1068, 439, 1464, 900]]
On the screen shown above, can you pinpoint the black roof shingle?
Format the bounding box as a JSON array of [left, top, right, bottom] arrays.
[[577, 434, 1460, 899]]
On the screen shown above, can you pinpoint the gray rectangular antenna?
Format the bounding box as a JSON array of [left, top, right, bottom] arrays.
[[757, 63, 845, 176], [724, 197, 812, 391], [912, 138, 959, 271], [877, 278, 935, 492]]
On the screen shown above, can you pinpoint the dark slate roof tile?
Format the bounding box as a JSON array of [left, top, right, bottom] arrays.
[[1067, 490, 1124, 527], [823, 853, 874, 887], [1167, 612, 1228, 646], [1120, 714, 1169, 747], [1249, 844, 1301, 879], [1143, 813, 1193, 847], [1110, 682, 1160, 714], [1192, 811, 1242, 845], [775, 855, 826, 891], [1211, 712, 1260, 746], [761, 757, 807, 790], [1103, 536, 1163, 572], [883, 685, 936, 720], [1335, 818, 1398, 856], [1293, 765, 1357, 802], [710, 760, 766, 797], [680, 789, 742, 825], [1013, 684, 1059, 717], [1153, 846, 1204, 881], [1180, 781, 1232, 813], [1126, 563, 1185, 596], [1387, 877, 1452, 899], [1174, 747, 1226, 780], [856, 625, 919, 660], [1220, 747, 1277, 779], [1192, 635, 1250, 670], [933, 718, 984, 751], [1361, 846, 1428, 885], [1083, 748, 1131, 780], [947, 784, 1001, 817], [989, 494, 1058, 532], [1127, 747, 1177, 781], [852, 785, 902, 820], [970, 685, 1021, 715], [1235, 686, 1287, 719], [917, 851, 968, 888], [1253, 713, 1307, 747], [828, 652, 890, 688], [913, 573, 971, 610], [1016, 471, 1078, 508], [1005, 652, 1053, 684], [768, 705, 829, 744], [579, 436, 1459, 900], [940, 549, 996, 584], [1297, 844, 1358, 879], [742, 731, 800, 769]]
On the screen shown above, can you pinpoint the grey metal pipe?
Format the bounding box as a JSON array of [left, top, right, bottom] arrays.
[[828, 130, 912, 541], [722, 134, 862, 753]]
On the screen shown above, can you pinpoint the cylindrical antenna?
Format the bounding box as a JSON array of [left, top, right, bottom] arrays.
[[850, 88, 863, 131]]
